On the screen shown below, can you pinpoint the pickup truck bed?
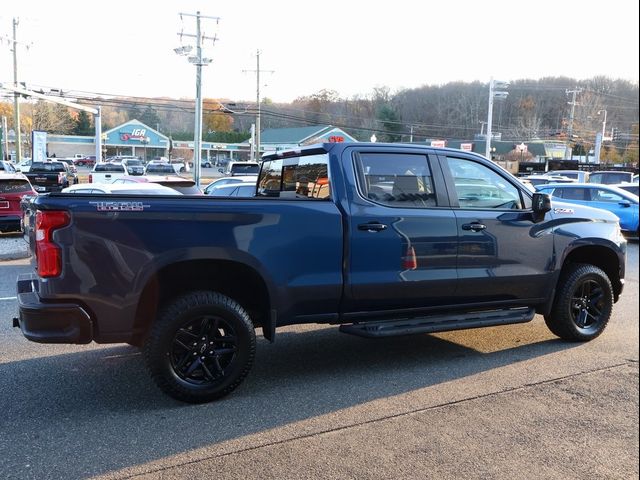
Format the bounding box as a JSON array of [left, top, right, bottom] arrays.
[[14, 143, 627, 403]]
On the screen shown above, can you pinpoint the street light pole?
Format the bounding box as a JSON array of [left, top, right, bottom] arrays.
[[485, 78, 509, 160], [598, 109, 607, 138]]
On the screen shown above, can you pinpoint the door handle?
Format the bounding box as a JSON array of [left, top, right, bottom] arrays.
[[461, 222, 487, 232], [358, 222, 388, 232]]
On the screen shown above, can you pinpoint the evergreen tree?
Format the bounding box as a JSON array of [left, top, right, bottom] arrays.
[[73, 111, 93, 135]]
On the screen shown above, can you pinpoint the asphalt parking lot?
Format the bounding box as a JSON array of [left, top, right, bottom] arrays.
[[0, 236, 637, 480]]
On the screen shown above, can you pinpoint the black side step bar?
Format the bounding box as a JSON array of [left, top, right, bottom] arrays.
[[339, 307, 536, 338]]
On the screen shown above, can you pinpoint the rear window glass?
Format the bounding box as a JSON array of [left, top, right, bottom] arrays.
[[94, 164, 125, 172], [0, 180, 32, 193], [257, 154, 330, 199], [31, 162, 66, 172], [230, 163, 260, 175]]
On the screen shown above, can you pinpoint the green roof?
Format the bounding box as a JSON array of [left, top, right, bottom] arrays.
[[260, 125, 333, 144]]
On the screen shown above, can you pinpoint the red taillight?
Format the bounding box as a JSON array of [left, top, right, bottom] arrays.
[[88, 174, 93, 183], [35, 210, 70, 278]]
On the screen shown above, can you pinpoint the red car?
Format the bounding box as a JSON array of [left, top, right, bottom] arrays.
[[0, 173, 37, 233]]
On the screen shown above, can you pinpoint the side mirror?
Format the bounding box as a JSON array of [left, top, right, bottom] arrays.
[[532, 192, 551, 223]]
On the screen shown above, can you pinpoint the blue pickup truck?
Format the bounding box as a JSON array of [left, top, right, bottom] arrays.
[[14, 143, 627, 403]]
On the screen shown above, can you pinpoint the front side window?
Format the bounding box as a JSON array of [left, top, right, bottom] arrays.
[[446, 157, 524, 209], [356, 153, 436, 208], [258, 154, 330, 199], [590, 188, 625, 203]]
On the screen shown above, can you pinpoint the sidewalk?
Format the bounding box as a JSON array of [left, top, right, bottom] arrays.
[[0, 233, 30, 261]]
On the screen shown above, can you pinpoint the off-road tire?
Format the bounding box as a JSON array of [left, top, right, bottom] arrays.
[[143, 291, 256, 403], [545, 263, 613, 342]]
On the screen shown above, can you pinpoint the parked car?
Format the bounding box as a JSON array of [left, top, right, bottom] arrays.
[[73, 155, 97, 167], [519, 174, 576, 187], [201, 159, 213, 168], [0, 160, 17, 173], [16, 158, 32, 173], [24, 161, 76, 192], [545, 170, 590, 183], [55, 158, 79, 176], [536, 183, 639, 236], [588, 171, 635, 185], [121, 158, 145, 176], [205, 183, 256, 197], [0, 173, 36, 233], [89, 162, 128, 183], [61, 182, 182, 195], [219, 161, 260, 176], [15, 142, 627, 404], [202, 175, 258, 195], [112, 175, 202, 195]]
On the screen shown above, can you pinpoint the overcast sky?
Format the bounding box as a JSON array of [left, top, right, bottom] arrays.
[[1, 0, 638, 104]]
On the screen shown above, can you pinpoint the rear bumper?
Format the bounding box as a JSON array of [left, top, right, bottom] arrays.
[[14, 274, 93, 344]]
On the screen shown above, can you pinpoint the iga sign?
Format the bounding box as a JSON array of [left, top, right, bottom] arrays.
[[120, 128, 148, 142]]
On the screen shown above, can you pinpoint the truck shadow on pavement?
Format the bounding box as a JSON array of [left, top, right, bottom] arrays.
[[0, 320, 581, 479]]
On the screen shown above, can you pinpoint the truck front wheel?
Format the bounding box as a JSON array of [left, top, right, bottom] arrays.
[[143, 291, 256, 403], [544, 263, 613, 342]]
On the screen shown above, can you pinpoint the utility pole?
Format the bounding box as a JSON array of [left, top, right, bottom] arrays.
[[12, 18, 22, 162], [243, 50, 274, 162], [565, 87, 582, 159], [175, 11, 218, 188]]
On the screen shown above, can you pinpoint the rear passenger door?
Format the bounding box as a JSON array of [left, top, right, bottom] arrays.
[[344, 149, 458, 314], [441, 154, 555, 305]]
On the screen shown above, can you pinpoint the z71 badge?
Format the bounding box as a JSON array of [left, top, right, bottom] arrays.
[[90, 201, 148, 212], [554, 207, 574, 214]]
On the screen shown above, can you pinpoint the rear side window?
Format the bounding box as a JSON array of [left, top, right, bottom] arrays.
[[356, 152, 436, 208], [0, 180, 32, 193], [257, 154, 330, 199], [556, 187, 586, 200]]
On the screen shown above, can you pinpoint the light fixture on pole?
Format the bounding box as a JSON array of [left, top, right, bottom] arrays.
[[370, 133, 377, 143], [485, 78, 509, 160]]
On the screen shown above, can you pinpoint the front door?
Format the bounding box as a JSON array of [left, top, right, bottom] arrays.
[[441, 154, 555, 306]]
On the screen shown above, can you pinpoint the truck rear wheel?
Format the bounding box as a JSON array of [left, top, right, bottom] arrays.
[[544, 263, 613, 342], [143, 291, 256, 403]]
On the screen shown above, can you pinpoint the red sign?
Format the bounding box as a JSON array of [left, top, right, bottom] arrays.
[[328, 136, 344, 143], [431, 140, 446, 148]]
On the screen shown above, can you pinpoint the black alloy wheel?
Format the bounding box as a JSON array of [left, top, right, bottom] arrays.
[[170, 315, 238, 386], [545, 263, 613, 341], [144, 291, 256, 403]]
